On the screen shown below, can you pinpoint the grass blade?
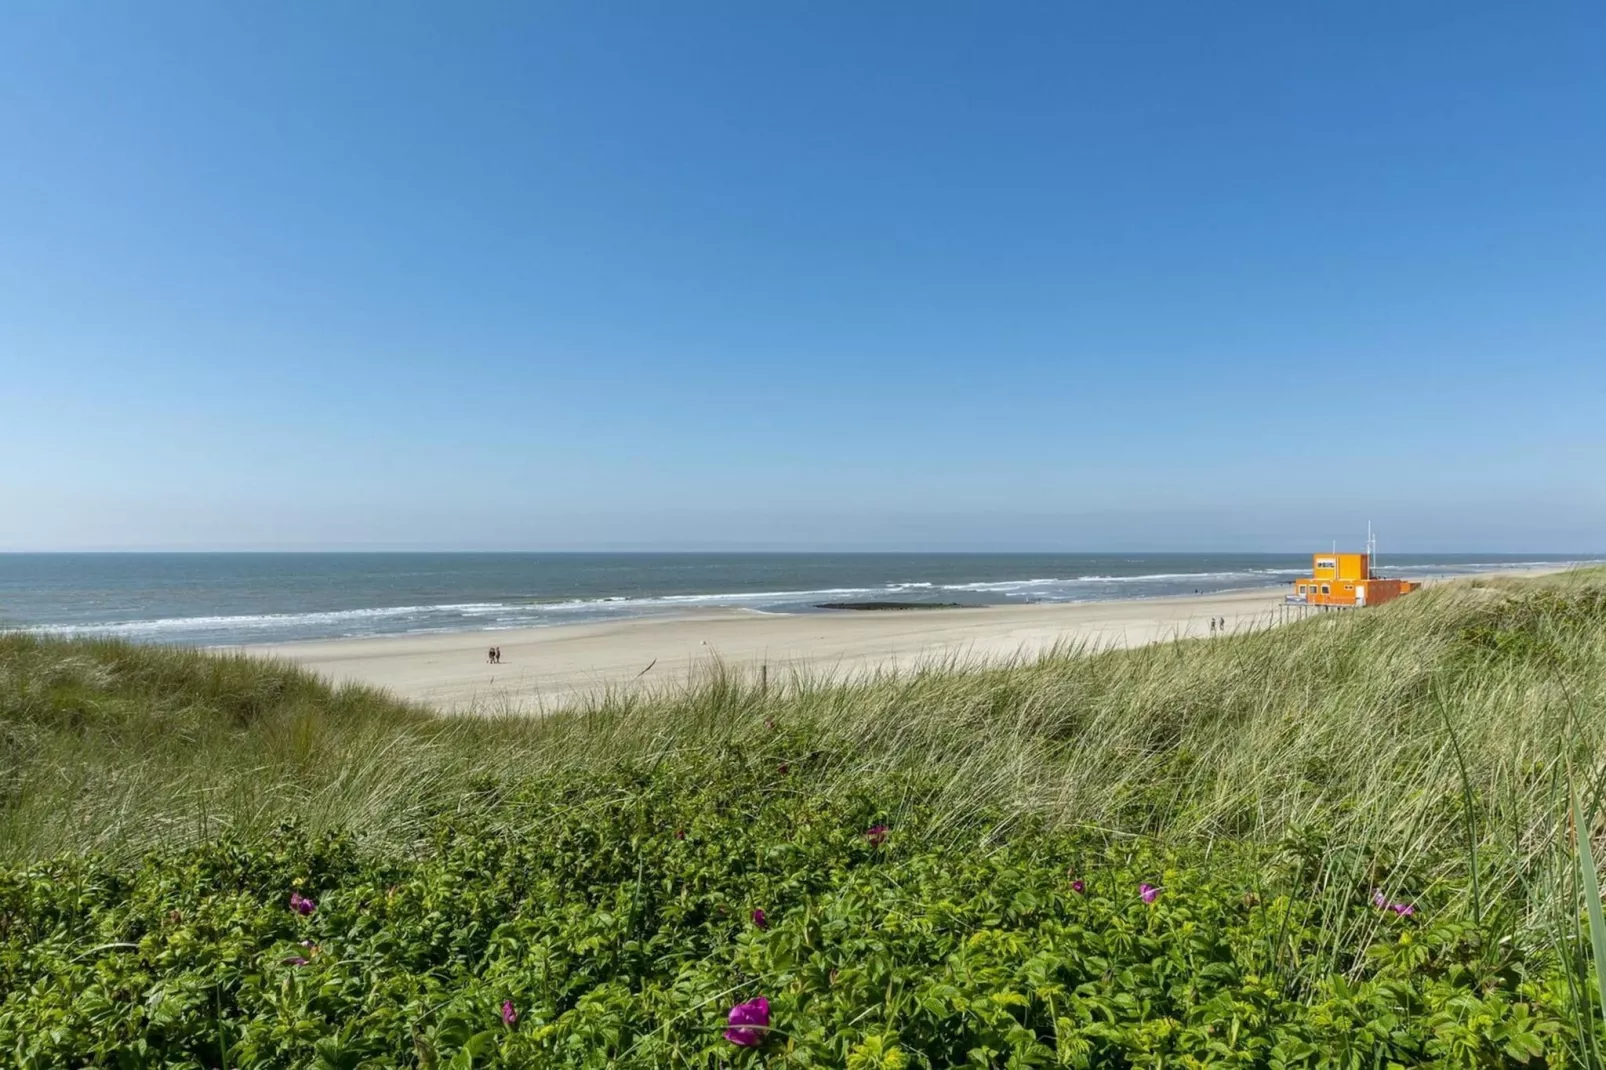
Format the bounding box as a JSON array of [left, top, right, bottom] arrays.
[[1574, 788, 1606, 1033], [1436, 684, 1482, 924]]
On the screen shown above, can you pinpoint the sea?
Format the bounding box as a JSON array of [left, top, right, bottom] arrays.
[[0, 552, 1592, 647]]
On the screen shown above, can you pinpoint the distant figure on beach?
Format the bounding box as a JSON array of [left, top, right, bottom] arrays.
[[1209, 619, 1216, 635], [488, 646, 501, 664]]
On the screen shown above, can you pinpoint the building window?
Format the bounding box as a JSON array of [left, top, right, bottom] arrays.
[[1321, 585, 1331, 594]]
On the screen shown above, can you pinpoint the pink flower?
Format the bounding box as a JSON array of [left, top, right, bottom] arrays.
[[282, 955, 308, 966], [1140, 883, 1159, 904], [502, 1000, 518, 1026], [1373, 890, 1416, 917], [289, 892, 316, 916], [724, 996, 770, 1047], [865, 825, 889, 847], [751, 908, 768, 929], [1071, 880, 1085, 894]]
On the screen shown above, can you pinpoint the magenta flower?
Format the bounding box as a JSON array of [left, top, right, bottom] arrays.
[[751, 908, 768, 929], [724, 996, 770, 1047], [865, 825, 889, 847], [282, 955, 308, 966], [1140, 883, 1159, 904], [289, 891, 316, 916], [1071, 879, 1085, 894], [502, 999, 518, 1026], [1372, 890, 1416, 917]]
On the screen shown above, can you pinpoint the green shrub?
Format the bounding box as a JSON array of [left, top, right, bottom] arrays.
[[0, 758, 1576, 1067]]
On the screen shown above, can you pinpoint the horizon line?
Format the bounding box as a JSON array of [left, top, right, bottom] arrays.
[[2, 548, 1601, 557]]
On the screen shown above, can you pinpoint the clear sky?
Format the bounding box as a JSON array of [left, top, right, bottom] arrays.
[[2, 2, 1602, 552]]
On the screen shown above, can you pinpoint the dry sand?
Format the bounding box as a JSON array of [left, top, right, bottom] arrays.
[[248, 587, 1293, 714], [248, 567, 1575, 715]]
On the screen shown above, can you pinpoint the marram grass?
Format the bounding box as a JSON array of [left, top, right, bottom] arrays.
[[6, 570, 1604, 871]]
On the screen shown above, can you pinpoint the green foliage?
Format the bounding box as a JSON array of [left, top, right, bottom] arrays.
[[0, 759, 1577, 1067], [1576, 790, 1606, 1052], [4, 568, 1606, 1064]]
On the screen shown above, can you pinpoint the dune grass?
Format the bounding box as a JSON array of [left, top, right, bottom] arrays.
[[3, 568, 1606, 1064], [6, 570, 1604, 870]]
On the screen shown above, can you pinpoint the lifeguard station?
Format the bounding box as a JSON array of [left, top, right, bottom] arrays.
[[1285, 529, 1419, 611]]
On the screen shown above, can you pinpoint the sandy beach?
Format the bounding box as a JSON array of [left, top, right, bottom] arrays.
[[247, 567, 1574, 715], [244, 586, 1288, 714]]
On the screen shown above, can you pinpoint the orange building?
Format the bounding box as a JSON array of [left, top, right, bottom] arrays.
[[1287, 552, 1420, 608]]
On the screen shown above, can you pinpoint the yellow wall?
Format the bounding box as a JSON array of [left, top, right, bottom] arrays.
[[1312, 553, 1368, 581]]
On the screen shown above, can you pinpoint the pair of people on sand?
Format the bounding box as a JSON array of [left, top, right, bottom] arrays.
[[1208, 617, 1226, 634], [487, 646, 503, 664]]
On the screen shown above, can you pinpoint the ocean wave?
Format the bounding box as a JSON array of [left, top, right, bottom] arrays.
[[1069, 571, 1297, 583], [21, 559, 1596, 646], [939, 577, 1068, 592], [23, 587, 896, 642], [29, 603, 508, 637], [1375, 559, 1590, 573], [938, 569, 1307, 592], [5, 571, 1331, 641]]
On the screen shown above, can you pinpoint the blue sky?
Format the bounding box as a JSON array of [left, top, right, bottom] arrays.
[[2, 2, 1602, 552]]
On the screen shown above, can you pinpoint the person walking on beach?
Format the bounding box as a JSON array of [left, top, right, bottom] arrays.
[[488, 646, 501, 665], [1209, 618, 1216, 635]]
